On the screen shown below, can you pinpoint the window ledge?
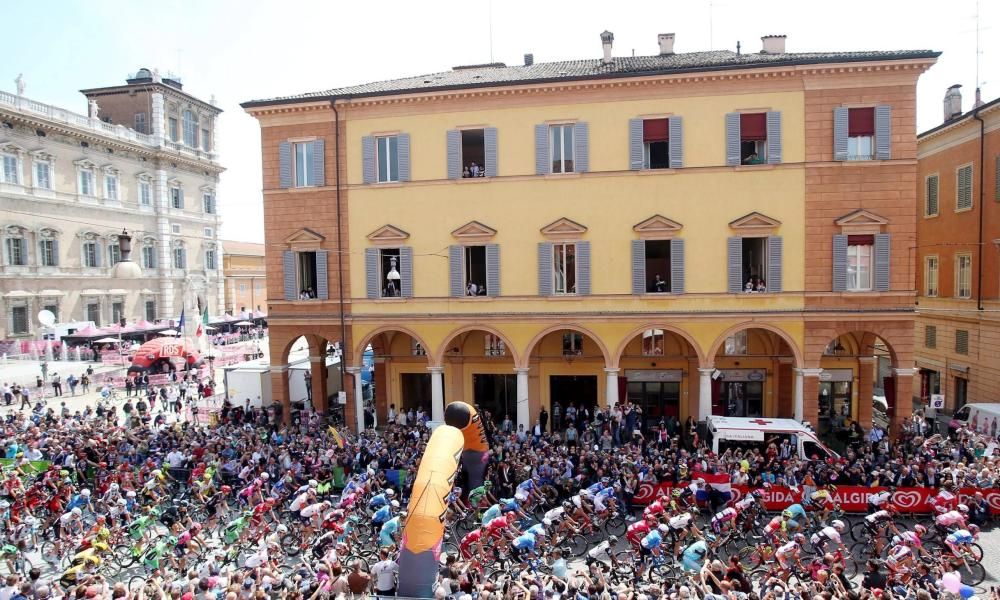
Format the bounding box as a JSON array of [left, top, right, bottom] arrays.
[[638, 292, 683, 296], [923, 213, 939, 219], [731, 291, 779, 296], [955, 207, 974, 214], [370, 181, 405, 188], [842, 290, 879, 296], [452, 295, 495, 300], [636, 168, 676, 175], [544, 294, 584, 299], [371, 297, 409, 302], [734, 164, 777, 171], [0, 183, 24, 194], [79, 195, 100, 204], [543, 172, 582, 179], [454, 177, 492, 183], [32, 188, 55, 199]]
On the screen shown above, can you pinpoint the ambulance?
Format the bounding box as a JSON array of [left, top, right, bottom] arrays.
[[704, 416, 839, 460]]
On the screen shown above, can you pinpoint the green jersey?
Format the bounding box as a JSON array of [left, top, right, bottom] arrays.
[[468, 485, 490, 505]]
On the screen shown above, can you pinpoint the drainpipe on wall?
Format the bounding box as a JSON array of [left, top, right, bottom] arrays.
[[330, 97, 348, 401], [973, 102, 985, 311]]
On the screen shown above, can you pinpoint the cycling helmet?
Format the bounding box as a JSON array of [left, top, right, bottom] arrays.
[[506, 512, 517, 522], [968, 524, 981, 536], [658, 524, 669, 534], [390, 500, 400, 509], [958, 504, 969, 513], [151, 469, 162, 477], [782, 510, 793, 518], [0, 501, 9, 510], [399, 510, 408, 519], [166, 536, 178, 545], [672, 489, 683, 498], [308, 480, 318, 488], [191, 523, 203, 532], [793, 533, 806, 544], [886, 504, 898, 514], [386, 489, 395, 497], [117, 499, 127, 507], [562, 501, 573, 511], [902, 532, 919, 546], [221, 485, 232, 494], [484, 481, 492, 488], [72, 507, 82, 516], [831, 520, 846, 533], [97, 529, 110, 540], [608, 535, 619, 544], [81, 489, 91, 497], [110, 483, 119, 491], [751, 489, 764, 499], [601, 477, 610, 486], [96, 515, 106, 523], [126, 491, 136, 498], [827, 485, 837, 493], [260, 473, 270, 480], [276, 524, 288, 534], [913, 524, 927, 536], [705, 533, 718, 543]]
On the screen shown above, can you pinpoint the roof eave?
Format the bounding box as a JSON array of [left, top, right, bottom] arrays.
[[240, 51, 940, 109], [918, 95, 1000, 139]]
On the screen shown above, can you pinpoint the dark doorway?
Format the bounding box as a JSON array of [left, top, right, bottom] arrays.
[[626, 381, 680, 430], [713, 381, 763, 417], [955, 377, 968, 410], [550, 375, 598, 423], [473, 374, 515, 424], [400, 373, 433, 413]]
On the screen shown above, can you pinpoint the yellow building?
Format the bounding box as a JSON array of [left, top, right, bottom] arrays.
[[243, 33, 937, 440]]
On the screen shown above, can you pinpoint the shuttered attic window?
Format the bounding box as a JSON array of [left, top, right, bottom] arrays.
[[740, 113, 767, 164], [460, 129, 486, 177], [848, 107, 875, 160], [642, 119, 670, 169]]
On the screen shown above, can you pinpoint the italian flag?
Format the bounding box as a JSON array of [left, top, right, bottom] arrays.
[[195, 307, 208, 337]]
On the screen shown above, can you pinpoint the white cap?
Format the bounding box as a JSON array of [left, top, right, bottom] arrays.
[[390, 500, 400, 508], [386, 489, 395, 496]]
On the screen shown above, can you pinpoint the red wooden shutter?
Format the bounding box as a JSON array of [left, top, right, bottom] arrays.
[[848, 108, 875, 136], [740, 113, 767, 140], [643, 118, 669, 142], [847, 234, 874, 246]]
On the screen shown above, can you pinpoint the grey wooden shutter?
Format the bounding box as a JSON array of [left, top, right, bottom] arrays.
[[484, 127, 498, 177], [312, 138, 325, 186], [19, 238, 28, 266], [278, 142, 292, 188], [485, 243, 500, 296], [926, 176, 939, 215], [628, 119, 643, 171], [180, 248, 187, 269], [397, 133, 411, 182], [725, 113, 741, 166], [832, 235, 848, 292], [670, 238, 685, 294], [364, 248, 379, 299], [94, 243, 102, 268], [574, 122, 589, 173], [178, 188, 185, 209], [874, 105, 891, 160], [767, 236, 783, 293], [535, 124, 549, 175], [669, 117, 683, 169], [874, 233, 891, 292], [766, 111, 782, 164], [283, 251, 297, 300], [399, 246, 413, 297], [833, 107, 849, 161], [361, 136, 376, 184], [727, 237, 742, 293], [446, 130, 461, 180], [315, 250, 329, 300], [448, 245, 463, 297], [631, 240, 646, 294], [537, 242, 553, 295], [576, 241, 591, 295], [52, 239, 60, 266]]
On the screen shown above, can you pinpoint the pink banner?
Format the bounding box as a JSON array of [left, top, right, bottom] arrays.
[[632, 482, 999, 515]]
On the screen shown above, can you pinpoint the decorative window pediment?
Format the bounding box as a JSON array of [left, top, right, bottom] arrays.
[[78, 231, 101, 241], [200, 184, 215, 193], [29, 149, 54, 161], [101, 164, 120, 175], [366, 224, 410, 245], [167, 177, 182, 187], [834, 209, 889, 234], [4, 225, 28, 237], [540, 217, 587, 239], [633, 214, 683, 239], [285, 227, 326, 250], [38, 227, 60, 239], [135, 171, 152, 181], [0, 142, 26, 154], [729, 211, 781, 234], [73, 158, 98, 169], [451, 220, 497, 241]]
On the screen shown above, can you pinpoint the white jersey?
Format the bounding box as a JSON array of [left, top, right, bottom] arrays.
[[587, 540, 614, 560], [290, 492, 310, 512], [300, 503, 325, 518], [544, 507, 566, 523], [668, 513, 693, 530], [869, 491, 892, 506], [811, 526, 842, 545], [735, 496, 756, 511]]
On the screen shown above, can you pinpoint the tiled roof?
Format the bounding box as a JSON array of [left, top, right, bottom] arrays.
[[243, 49, 939, 107], [221, 240, 264, 256]]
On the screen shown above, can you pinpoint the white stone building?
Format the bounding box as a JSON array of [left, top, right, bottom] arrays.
[[0, 69, 224, 339]]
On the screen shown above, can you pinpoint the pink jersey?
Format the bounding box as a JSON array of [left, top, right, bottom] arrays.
[[935, 511, 965, 527]]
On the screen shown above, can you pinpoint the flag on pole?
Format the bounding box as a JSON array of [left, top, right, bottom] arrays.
[[328, 426, 345, 449], [177, 309, 185, 334], [196, 307, 208, 337]]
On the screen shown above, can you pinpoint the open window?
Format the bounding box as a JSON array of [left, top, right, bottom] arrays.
[[846, 234, 873, 291], [297, 251, 318, 299], [562, 332, 583, 356], [740, 237, 768, 292], [461, 129, 486, 177], [847, 108, 875, 161], [642, 329, 664, 355], [379, 248, 403, 298], [642, 119, 670, 169], [464, 245, 487, 295], [740, 113, 767, 164], [644, 240, 672, 293], [552, 242, 576, 294]]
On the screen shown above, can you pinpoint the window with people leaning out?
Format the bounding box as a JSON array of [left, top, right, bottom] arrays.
[[379, 248, 403, 298], [741, 238, 768, 293], [460, 129, 486, 178], [552, 242, 576, 294], [643, 240, 672, 292], [739, 113, 768, 165], [463, 245, 487, 296], [297, 251, 318, 299]]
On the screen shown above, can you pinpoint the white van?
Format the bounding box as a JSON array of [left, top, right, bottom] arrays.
[[705, 416, 839, 460], [949, 403, 1000, 437]]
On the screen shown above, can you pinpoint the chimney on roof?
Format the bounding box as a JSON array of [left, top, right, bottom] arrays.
[[658, 33, 675, 55], [944, 84, 963, 122], [973, 87, 984, 109], [760, 35, 786, 54], [524, 53, 534, 66], [600, 30, 614, 64]]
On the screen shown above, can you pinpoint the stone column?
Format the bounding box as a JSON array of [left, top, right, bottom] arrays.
[[892, 368, 917, 435], [604, 368, 620, 410], [268, 365, 290, 425], [345, 366, 364, 433], [515, 367, 530, 430], [792, 368, 805, 422], [800, 369, 823, 428], [428, 366, 444, 422], [698, 368, 714, 420], [309, 355, 328, 414], [857, 357, 875, 429]]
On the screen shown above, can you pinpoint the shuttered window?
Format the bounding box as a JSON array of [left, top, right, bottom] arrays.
[[925, 256, 938, 296], [293, 141, 315, 187], [10, 306, 28, 335], [846, 241, 873, 291], [925, 325, 937, 349], [725, 112, 781, 165], [847, 107, 874, 160], [538, 123, 588, 174], [283, 250, 328, 300], [449, 244, 500, 297], [447, 128, 497, 179], [955, 329, 969, 355], [376, 136, 400, 183], [957, 164, 973, 211], [632, 239, 685, 294], [925, 175, 939, 216], [956, 254, 972, 298], [630, 118, 682, 170], [728, 236, 781, 293], [539, 241, 590, 295], [549, 125, 575, 173]]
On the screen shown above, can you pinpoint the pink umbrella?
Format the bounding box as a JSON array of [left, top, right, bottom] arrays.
[[135, 319, 155, 330], [223, 314, 238, 322]]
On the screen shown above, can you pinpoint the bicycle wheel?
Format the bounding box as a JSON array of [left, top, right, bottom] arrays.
[[565, 534, 589, 558], [850, 520, 868, 542], [848, 542, 869, 561], [737, 546, 767, 570], [441, 541, 459, 562], [39, 540, 60, 564], [957, 560, 986, 587], [345, 554, 370, 572], [128, 575, 151, 593], [604, 514, 627, 537], [280, 532, 303, 557], [969, 543, 984, 563], [113, 544, 136, 568]]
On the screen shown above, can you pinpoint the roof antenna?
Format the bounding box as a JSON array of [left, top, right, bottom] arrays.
[[488, 0, 494, 63], [736, 41, 741, 55]]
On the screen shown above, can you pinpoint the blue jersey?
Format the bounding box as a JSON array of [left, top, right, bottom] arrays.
[[516, 480, 535, 492], [482, 505, 502, 525], [596, 487, 615, 501], [379, 517, 401, 545], [67, 495, 90, 511], [526, 524, 546, 538], [372, 506, 391, 524], [947, 530, 975, 545], [500, 498, 520, 513], [785, 504, 807, 521], [368, 493, 389, 508], [512, 533, 536, 551], [586, 482, 605, 495], [640, 530, 663, 550], [681, 540, 709, 572]]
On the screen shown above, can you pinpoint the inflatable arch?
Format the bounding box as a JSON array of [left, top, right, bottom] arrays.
[[397, 402, 489, 598]]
